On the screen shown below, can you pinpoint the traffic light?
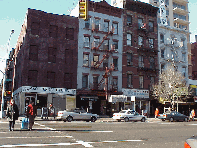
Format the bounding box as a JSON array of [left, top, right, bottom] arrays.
[[79, 0, 88, 20]]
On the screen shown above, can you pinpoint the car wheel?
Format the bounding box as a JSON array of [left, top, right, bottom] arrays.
[[66, 116, 73, 122], [124, 117, 129, 122], [141, 117, 145, 122], [91, 117, 96, 122], [184, 117, 188, 122], [117, 120, 121, 122], [162, 119, 165, 121], [170, 117, 174, 122]]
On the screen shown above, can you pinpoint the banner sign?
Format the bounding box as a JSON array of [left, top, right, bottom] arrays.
[[122, 88, 149, 98], [109, 95, 127, 103]]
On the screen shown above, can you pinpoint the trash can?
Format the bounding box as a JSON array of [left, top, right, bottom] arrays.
[[48, 107, 55, 119], [21, 118, 29, 130], [41, 107, 48, 119]]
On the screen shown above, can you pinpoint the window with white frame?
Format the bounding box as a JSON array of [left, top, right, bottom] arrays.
[[139, 75, 144, 89], [93, 55, 99, 66], [83, 54, 89, 66], [94, 38, 99, 48], [113, 58, 118, 70], [127, 33, 132, 46], [103, 40, 109, 50], [95, 19, 100, 30], [138, 36, 143, 47], [82, 75, 88, 88], [112, 23, 118, 34], [149, 38, 154, 48], [127, 53, 133, 66], [127, 74, 132, 88], [84, 36, 90, 47], [182, 67, 186, 77], [139, 55, 144, 68], [103, 21, 109, 32], [85, 19, 90, 29], [182, 53, 186, 62]]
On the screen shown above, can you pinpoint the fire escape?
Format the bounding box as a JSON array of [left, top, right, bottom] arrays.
[[91, 25, 115, 99]]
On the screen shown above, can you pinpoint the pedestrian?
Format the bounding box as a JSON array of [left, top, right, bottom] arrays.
[[155, 108, 159, 119], [27, 100, 34, 130], [191, 109, 195, 121], [6, 99, 19, 131]]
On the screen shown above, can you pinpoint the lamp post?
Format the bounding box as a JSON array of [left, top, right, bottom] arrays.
[[1, 30, 14, 118]]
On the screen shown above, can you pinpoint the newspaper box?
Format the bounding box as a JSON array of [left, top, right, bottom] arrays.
[[41, 107, 48, 119]]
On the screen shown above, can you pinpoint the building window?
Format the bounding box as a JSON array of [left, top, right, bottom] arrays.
[[47, 72, 55, 87], [103, 40, 109, 50], [139, 76, 144, 89], [29, 45, 38, 61], [83, 54, 89, 66], [182, 67, 186, 77], [127, 53, 133, 66], [66, 28, 74, 40], [161, 49, 165, 58], [150, 57, 155, 69], [127, 74, 132, 88], [103, 21, 109, 32], [112, 23, 118, 35], [150, 76, 155, 90], [84, 37, 90, 47], [113, 58, 118, 70], [31, 22, 39, 35], [139, 55, 144, 68], [103, 58, 108, 69], [65, 49, 73, 64], [49, 25, 57, 38], [138, 36, 143, 47], [48, 47, 56, 63], [93, 76, 98, 90], [82, 75, 88, 88], [112, 41, 118, 50], [28, 70, 38, 86], [93, 55, 99, 67], [127, 33, 132, 46], [182, 53, 186, 62], [95, 19, 100, 30], [148, 21, 154, 32], [93, 38, 100, 48], [64, 73, 72, 89], [138, 18, 143, 29], [161, 64, 165, 73], [160, 33, 164, 43], [127, 15, 132, 26], [85, 19, 90, 29], [149, 38, 154, 48], [113, 78, 118, 91]]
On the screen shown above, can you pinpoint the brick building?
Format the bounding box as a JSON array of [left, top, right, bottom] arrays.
[[12, 9, 78, 115], [112, 0, 159, 115]]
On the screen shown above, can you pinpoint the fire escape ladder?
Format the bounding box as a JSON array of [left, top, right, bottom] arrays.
[[98, 76, 105, 88], [94, 53, 109, 68]]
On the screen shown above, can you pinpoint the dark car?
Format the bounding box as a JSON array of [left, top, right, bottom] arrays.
[[166, 111, 189, 122], [184, 135, 197, 148]]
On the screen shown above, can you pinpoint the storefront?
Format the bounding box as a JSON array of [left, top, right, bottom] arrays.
[[13, 86, 76, 116]]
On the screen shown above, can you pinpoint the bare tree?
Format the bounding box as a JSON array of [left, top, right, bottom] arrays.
[[153, 64, 186, 110]]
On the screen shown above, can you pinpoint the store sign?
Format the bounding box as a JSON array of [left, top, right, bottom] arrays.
[[109, 95, 127, 103], [122, 89, 149, 98], [194, 97, 197, 103]]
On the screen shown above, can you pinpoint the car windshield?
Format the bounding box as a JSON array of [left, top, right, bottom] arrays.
[[119, 111, 126, 113]]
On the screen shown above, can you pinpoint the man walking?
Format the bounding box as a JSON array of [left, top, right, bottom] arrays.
[[6, 99, 19, 131], [27, 100, 34, 130], [155, 108, 159, 119]]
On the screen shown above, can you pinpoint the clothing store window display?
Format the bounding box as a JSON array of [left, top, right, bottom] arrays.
[[6, 100, 19, 131]]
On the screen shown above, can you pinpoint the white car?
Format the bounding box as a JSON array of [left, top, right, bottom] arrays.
[[57, 108, 99, 122], [113, 109, 146, 122]]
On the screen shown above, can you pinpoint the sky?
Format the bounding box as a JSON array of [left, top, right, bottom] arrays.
[[0, 0, 196, 80]]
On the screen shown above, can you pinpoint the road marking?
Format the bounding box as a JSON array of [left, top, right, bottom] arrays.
[[91, 131, 113, 133], [0, 139, 144, 147], [0, 135, 73, 139], [159, 123, 175, 124], [189, 124, 197, 125]]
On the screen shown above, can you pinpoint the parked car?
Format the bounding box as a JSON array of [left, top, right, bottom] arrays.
[[165, 111, 189, 122], [158, 110, 171, 121], [57, 108, 99, 122], [112, 109, 146, 122], [184, 135, 197, 148]]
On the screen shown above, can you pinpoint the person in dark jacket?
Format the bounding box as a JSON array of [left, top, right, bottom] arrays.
[[6, 99, 19, 131]]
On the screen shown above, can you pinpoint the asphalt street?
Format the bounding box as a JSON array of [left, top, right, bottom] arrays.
[[0, 118, 196, 148]]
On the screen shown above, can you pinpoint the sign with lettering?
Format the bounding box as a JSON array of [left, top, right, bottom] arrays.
[[122, 88, 149, 98]]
